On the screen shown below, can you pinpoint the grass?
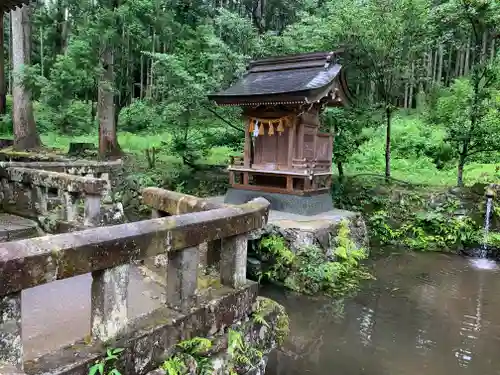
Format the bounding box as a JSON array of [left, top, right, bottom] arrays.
[[2, 113, 498, 187], [343, 115, 500, 186], [38, 131, 232, 165]]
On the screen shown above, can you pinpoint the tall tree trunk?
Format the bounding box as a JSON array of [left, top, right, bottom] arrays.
[[8, 13, 11, 96], [11, 6, 41, 150], [437, 44, 444, 84], [385, 106, 392, 181], [140, 54, 144, 99], [408, 62, 414, 109], [460, 45, 466, 76], [0, 15, 6, 115], [432, 48, 438, 83], [446, 46, 452, 85], [98, 44, 121, 158], [454, 47, 461, 78], [370, 81, 375, 104], [490, 38, 496, 63], [481, 30, 488, 63], [464, 37, 471, 76], [403, 83, 408, 109], [61, 7, 70, 53], [457, 153, 466, 187], [336, 161, 344, 182], [426, 50, 432, 87]]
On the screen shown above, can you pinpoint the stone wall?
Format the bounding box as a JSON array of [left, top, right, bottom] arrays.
[[146, 297, 288, 375]]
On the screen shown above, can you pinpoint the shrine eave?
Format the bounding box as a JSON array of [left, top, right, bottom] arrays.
[[208, 50, 354, 108], [208, 89, 328, 107]]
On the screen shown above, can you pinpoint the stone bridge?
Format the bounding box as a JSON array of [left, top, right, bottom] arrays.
[[0, 159, 279, 375]]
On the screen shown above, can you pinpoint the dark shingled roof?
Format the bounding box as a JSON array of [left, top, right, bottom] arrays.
[[1, 0, 32, 14], [208, 50, 352, 106]]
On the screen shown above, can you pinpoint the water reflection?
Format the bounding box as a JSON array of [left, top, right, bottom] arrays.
[[264, 253, 500, 375]]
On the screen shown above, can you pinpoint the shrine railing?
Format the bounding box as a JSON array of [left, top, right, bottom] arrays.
[[0, 191, 269, 374]]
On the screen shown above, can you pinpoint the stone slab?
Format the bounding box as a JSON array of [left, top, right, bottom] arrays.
[[224, 188, 333, 216], [208, 195, 367, 252], [256, 210, 368, 254], [0, 214, 41, 242], [24, 282, 259, 375]]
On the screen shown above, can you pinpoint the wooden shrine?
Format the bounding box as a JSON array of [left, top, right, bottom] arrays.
[[208, 51, 353, 215]]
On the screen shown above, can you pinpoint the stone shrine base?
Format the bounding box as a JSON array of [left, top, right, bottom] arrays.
[[210, 194, 368, 256], [224, 188, 334, 216], [251, 207, 368, 251]]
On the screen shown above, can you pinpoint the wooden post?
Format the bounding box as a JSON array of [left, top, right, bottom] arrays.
[[287, 120, 296, 169], [244, 118, 251, 168], [91, 265, 130, 341], [286, 176, 293, 192], [312, 125, 318, 168], [0, 293, 22, 371], [297, 120, 305, 160], [220, 234, 247, 288], [304, 176, 312, 191]]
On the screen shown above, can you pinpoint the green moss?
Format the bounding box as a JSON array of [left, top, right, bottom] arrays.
[[253, 297, 290, 346], [256, 223, 372, 297]]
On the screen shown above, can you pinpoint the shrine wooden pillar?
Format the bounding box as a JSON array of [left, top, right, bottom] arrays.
[[244, 118, 251, 168], [287, 117, 296, 169], [243, 118, 251, 185]]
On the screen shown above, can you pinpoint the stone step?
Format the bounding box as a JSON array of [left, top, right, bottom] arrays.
[[0, 213, 42, 242]]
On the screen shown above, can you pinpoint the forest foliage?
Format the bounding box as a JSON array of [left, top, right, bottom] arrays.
[[1, 0, 500, 187]]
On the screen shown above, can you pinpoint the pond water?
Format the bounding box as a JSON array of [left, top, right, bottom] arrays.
[[263, 252, 500, 375]]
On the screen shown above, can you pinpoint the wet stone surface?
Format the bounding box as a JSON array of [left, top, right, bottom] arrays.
[[0, 213, 41, 241], [22, 265, 165, 360]]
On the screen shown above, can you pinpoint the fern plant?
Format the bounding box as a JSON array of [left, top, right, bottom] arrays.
[[161, 337, 214, 375], [88, 348, 124, 375]]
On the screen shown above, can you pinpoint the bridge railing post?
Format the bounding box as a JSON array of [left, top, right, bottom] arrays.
[[34, 186, 48, 215], [220, 234, 248, 288], [84, 194, 102, 226], [63, 191, 79, 222], [166, 247, 199, 312], [0, 292, 22, 372], [91, 264, 130, 341]]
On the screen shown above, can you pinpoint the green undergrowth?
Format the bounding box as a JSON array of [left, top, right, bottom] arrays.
[[333, 177, 489, 253], [161, 324, 273, 375], [343, 115, 500, 186], [88, 348, 123, 375], [88, 299, 289, 375], [256, 220, 373, 296]]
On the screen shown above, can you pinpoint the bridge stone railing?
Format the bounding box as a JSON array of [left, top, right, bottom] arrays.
[[0, 159, 122, 203], [0, 161, 123, 232], [142, 188, 231, 273], [0, 192, 269, 375]]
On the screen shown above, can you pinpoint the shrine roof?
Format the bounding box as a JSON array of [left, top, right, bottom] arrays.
[[1, 0, 32, 13], [208, 50, 349, 106]]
